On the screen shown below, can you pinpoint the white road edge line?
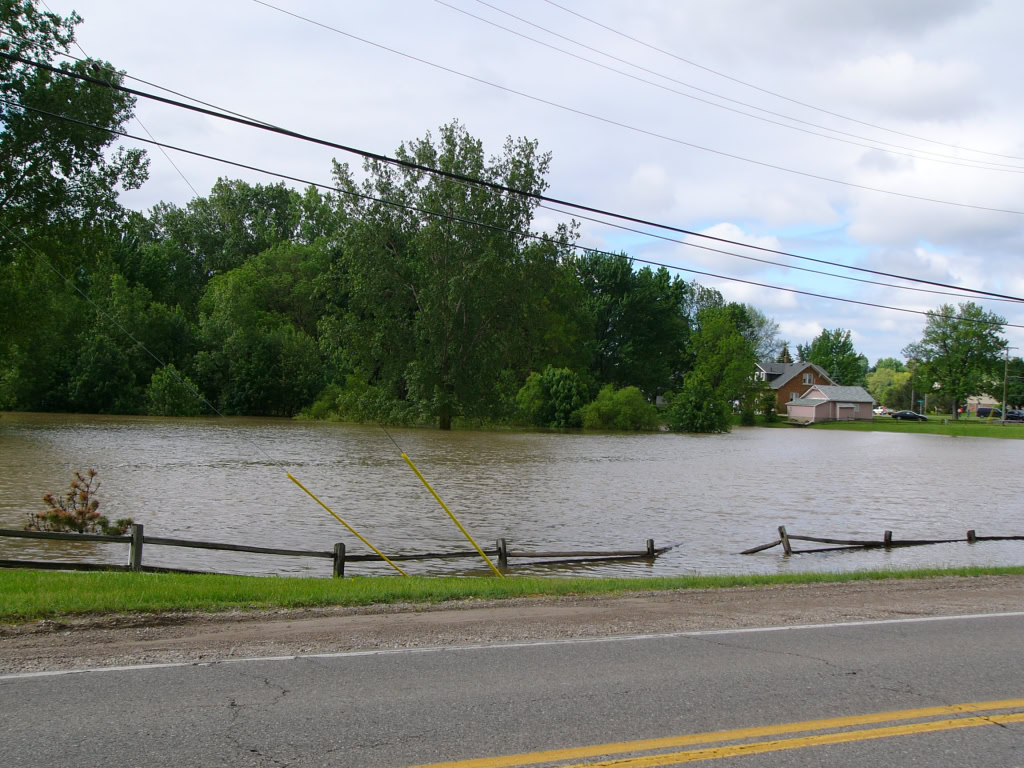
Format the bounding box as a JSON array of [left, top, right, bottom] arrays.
[[4, 610, 1024, 681]]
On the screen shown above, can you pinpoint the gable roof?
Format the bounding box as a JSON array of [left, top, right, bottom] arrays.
[[756, 361, 835, 390], [805, 385, 875, 403]]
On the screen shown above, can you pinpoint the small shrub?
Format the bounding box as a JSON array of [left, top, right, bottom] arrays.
[[146, 364, 204, 417], [580, 385, 659, 430], [26, 469, 133, 536], [516, 366, 589, 427], [666, 377, 731, 434]]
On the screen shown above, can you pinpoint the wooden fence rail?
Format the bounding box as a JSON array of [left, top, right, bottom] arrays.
[[0, 527, 670, 577], [741, 525, 1024, 556]]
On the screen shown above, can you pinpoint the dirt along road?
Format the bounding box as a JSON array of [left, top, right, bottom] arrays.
[[2, 575, 1023, 674]]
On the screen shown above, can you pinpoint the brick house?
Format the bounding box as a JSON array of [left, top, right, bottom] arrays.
[[755, 361, 836, 414]]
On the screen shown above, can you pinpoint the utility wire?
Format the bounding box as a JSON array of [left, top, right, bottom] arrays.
[[7, 49, 1023, 305], [10, 96, 1021, 331], [247, 0, 1024, 217], [538, 203, 1024, 305], [541, 0, 1024, 164], [440, 0, 1024, 175]]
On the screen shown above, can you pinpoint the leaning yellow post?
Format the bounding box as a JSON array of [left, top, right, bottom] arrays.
[[400, 452, 504, 578], [287, 473, 408, 577]]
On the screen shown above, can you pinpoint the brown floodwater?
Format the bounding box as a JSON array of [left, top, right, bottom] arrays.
[[0, 412, 1021, 577]]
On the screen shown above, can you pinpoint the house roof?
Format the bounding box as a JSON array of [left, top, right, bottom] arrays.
[[756, 361, 835, 390], [787, 398, 825, 407], [806, 385, 875, 403]]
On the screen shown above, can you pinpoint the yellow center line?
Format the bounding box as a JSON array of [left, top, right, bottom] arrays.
[[409, 699, 1024, 768], [568, 712, 1024, 767]]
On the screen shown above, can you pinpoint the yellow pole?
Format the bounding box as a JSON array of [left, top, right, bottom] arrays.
[[400, 452, 504, 578], [287, 472, 408, 577]]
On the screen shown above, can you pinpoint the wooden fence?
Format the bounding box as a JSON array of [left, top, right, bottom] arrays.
[[741, 525, 1024, 556], [0, 526, 671, 577]]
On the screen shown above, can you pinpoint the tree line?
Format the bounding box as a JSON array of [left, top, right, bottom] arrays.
[[0, 2, 1016, 430]]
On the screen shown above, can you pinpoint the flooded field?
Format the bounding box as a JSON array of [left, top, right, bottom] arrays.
[[1, 412, 1021, 577]]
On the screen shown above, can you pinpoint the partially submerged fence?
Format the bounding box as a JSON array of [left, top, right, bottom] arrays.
[[742, 525, 1024, 556], [0, 526, 672, 577]]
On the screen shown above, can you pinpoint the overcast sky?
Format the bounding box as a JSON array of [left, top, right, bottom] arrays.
[[55, 0, 1024, 363]]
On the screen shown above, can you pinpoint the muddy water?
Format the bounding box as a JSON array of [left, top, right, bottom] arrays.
[[0, 412, 1021, 577]]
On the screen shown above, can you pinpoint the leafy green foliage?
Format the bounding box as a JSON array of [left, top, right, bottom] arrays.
[[146, 363, 204, 416], [903, 302, 1006, 419], [579, 384, 659, 430], [516, 366, 589, 427], [666, 376, 730, 433], [797, 328, 867, 385], [26, 469, 132, 536]]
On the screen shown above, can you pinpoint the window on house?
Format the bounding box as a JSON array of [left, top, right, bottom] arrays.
[[802, 372, 813, 385], [790, 392, 798, 401]]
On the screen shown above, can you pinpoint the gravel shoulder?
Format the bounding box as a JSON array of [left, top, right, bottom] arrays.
[[2, 575, 1023, 674]]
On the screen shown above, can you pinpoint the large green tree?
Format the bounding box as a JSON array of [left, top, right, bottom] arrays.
[[797, 328, 868, 386], [903, 302, 1006, 419], [330, 121, 552, 429]]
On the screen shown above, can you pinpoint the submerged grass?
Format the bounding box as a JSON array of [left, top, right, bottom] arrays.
[[3, 566, 1024, 623]]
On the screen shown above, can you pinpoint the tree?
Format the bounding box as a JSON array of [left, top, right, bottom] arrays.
[[798, 328, 867, 386], [575, 252, 692, 397], [865, 367, 911, 408], [872, 357, 906, 372], [776, 343, 793, 364], [331, 121, 553, 429], [688, 304, 758, 405], [903, 302, 1006, 419], [516, 366, 589, 428], [1006, 357, 1024, 408], [666, 375, 730, 434], [741, 305, 783, 362], [0, 2, 147, 250]]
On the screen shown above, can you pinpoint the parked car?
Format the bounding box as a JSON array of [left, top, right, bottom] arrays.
[[977, 407, 1002, 419], [873, 406, 888, 415], [1005, 410, 1024, 422], [890, 410, 928, 421]]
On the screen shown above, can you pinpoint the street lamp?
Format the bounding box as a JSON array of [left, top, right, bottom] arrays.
[[1003, 347, 1018, 424]]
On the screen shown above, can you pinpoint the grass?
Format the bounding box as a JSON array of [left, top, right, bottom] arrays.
[[3, 566, 1024, 623], [808, 417, 1024, 439]]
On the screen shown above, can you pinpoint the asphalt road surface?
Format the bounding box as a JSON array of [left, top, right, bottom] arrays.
[[3, 612, 1024, 767]]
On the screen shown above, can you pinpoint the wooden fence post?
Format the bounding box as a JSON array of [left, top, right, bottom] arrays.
[[778, 526, 792, 556], [646, 539, 655, 558], [496, 538, 508, 569], [884, 530, 892, 547], [967, 530, 977, 544], [129, 523, 144, 572], [333, 542, 346, 578]]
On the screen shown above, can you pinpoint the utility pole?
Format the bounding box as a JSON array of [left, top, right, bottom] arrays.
[[1004, 347, 1018, 424]]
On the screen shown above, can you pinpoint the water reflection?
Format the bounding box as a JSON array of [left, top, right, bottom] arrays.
[[1, 412, 1021, 577]]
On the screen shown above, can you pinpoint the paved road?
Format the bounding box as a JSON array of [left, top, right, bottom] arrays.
[[3, 612, 1024, 767]]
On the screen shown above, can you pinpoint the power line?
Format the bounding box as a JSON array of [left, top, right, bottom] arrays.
[[10, 96, 1021, 331], [8, 49, 1022, 305], [246, 0, 1024, 217], [440, 0, 1024, 175], [540, 0, 1024, 164]]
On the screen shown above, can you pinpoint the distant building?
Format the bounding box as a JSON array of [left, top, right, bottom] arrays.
[[755, 361, 836, 414], [786, 385, 875, 423]]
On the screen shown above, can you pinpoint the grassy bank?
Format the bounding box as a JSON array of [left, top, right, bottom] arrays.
[[3, 567, 1024, 623], [809, 417, 1024, 439]]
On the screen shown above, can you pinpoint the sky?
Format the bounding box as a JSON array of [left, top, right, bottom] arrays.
[[52, 0, 1024, 363]]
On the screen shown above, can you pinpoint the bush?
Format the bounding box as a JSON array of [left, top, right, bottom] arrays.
[[580, 385, 659, 430], [26, 469, 133, 536], [146, 364, 205, 417], [666, 376, 731, 433], [516, 366, 589, 427]]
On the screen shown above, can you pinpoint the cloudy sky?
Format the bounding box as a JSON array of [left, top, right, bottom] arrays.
[[55, 0, 1024, 363]]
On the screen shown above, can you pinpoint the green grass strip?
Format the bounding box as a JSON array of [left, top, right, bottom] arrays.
[[3, 567, 1024, 623], [808, 418, 1024, 439]]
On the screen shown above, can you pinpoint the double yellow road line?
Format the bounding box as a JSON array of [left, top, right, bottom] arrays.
[[413, 698, 1024, 767]]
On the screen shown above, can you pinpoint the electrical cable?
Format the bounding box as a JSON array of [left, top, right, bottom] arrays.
[[439, 0, 1024, 175], [540, 0, 1024, 164], [5, 49, 1022, 305], [9, 95, 1020, 330], [246, 0, 1024, 217]]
